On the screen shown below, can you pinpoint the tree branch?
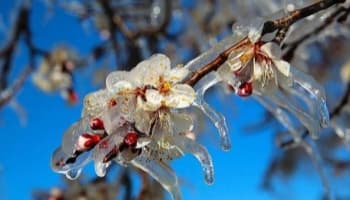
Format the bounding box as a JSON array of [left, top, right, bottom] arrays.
[[0, 5, 48, 109], [262, 0, 346, 35], [183, 0, 346, 87]]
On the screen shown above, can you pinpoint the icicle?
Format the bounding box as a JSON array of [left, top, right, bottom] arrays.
[[94, 161, 111, 177], [268, 88, 320, 139], [66, 168, 82, 180], [172, 134, 214, 184], [301, 140, 335, 200], [92, 132, 124, 176], [131, 152, 182, 200], [289, 67, 330, 128], [193, 71, 231, 151], [51, 147, 91, 179], [254, 95, 302, 142]]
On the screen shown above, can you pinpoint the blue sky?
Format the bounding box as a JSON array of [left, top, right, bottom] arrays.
[[0, 1, 325, 200]]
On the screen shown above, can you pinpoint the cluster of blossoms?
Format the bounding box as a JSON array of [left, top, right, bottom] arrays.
[[32, 47, 79, 104], [51, 54, 230, 200], [52, 23, 331, 199]]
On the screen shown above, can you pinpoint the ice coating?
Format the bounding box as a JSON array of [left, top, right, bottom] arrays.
[[131, 152, 182, 200], [193, 71, 231, 151], [172, 134, 214, 184], [254, 95, 303, 142], [52, 53, 223, 200]]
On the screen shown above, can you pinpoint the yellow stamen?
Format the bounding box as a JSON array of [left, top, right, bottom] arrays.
[[159, 76, 172, 94], [239, 50, 254, 64]]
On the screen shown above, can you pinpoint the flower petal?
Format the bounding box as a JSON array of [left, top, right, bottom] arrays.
[[134, 107, 154, 134], [142, 54, 171, 86], [141, 89, 163, 111], [274, 60, 290, 77], [106, 71, 134, 94], [82, 89, 111, 117], [164, 66, 189, 83], [260, 42, 282, 59], [165, 84, 196, 109]]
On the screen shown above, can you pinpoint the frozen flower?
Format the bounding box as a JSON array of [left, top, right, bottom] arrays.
[[53, 103, 213, 200], [218, 38, 291, 96], [52, 54, 216, 200], [106, 54, 196, 111], [216, 27, 329, 141], [32, 47, 80, 104]]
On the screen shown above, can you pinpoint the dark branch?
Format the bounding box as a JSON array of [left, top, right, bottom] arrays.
[[183, 0, 345, 87], [262, 0, 346, 35], [184, 37, 250, 86], [0, 5, 48, 109]]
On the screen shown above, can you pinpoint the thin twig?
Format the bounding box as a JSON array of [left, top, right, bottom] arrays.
[[184, 37, 250, 86], [0, 67, 32, 107]]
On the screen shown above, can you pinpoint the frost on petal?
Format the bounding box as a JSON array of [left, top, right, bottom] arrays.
[[149, 54, 171, 73], [82, 89, 111, 117], [131, 152, 182, 200], [110, 80, 133, 95], [105, 71, 132, 93], [165, 84, 196, 109], [172, 134, 214, 184], [142, 89, 163, 111], [141, 54, 171, 86], [164, 67, 189, 83]]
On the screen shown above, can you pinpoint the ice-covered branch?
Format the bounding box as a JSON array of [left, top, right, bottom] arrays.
[[261, 0, 346, 35]]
